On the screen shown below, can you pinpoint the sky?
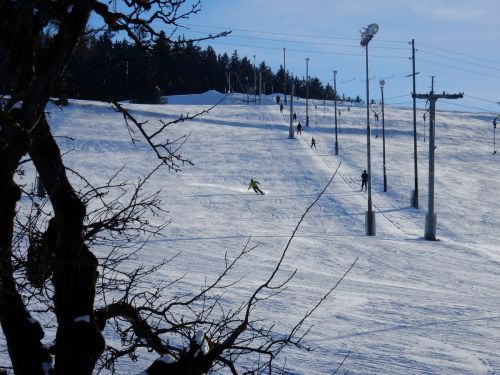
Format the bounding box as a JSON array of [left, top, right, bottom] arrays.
[[173, 0, 500, 113]]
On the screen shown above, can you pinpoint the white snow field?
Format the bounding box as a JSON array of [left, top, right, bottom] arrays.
[[9, 91, 500, 374]]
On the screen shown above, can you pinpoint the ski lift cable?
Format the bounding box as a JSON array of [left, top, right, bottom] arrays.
[[232, 72, 249, 96]]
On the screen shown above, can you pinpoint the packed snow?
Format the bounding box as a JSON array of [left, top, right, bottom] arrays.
[[5, 91, 500, 374]]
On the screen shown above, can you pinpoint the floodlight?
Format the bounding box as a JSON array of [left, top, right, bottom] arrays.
[[366, 23, 379, 35], [360, 23, 379, 46]]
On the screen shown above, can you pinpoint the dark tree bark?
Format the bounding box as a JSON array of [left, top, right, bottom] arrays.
[[0, 1, 104, 373], [0, 111, 46, 375]]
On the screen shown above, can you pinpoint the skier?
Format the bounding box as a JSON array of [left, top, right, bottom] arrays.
[[293, 112, 297, 121], [280, 103, 283, 113], [310, 137, 316, 149], [361, 170, 368, 191], [296, 122, 302, 135], [248, 178, 265, 195], [276, 95, 280, 105]]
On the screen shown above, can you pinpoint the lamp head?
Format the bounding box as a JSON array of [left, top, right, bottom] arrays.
[[360, 23, 379, 46], [380, 79, 385, 88]]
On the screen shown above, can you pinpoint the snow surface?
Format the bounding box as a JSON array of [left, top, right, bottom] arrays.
[[5, 91, 500, 374], [157, 354, 176, 364]]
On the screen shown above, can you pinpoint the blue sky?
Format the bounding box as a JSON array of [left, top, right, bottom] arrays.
[[175, 0, 500, 113]]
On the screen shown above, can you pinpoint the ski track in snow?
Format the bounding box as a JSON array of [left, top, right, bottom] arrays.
[[6, 92, 500, 374]]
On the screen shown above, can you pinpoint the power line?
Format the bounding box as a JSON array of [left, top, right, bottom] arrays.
[[186, 28, 408, 50], [183, 22, 408, 44], [387, 100, 413, 105], [465, 94, 500, 105], [200, 39, 408, 60], [174, 25, 500, 85], [419, 49, 500, 72], [190, 29, 500, 81], [418, 41, 500, 65], [418, 58, 500, 80], [384, 93, 409, 100], [440, 100, 495, 113]]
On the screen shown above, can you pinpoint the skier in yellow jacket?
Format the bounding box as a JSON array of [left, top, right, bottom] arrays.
[[248, 179, 265, 195]]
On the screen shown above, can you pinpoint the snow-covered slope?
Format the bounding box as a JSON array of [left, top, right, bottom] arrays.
[[12, 92, 500, 374]]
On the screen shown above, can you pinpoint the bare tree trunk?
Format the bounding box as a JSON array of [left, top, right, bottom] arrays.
[[29, 116, 105, 374], [0, 117, 45, 374]]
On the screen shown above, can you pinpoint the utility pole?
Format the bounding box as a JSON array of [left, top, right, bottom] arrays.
[[493, 114, 499, 155], [253, 55, 257, 105], [306, 57, 309, 127], [289, 80, 295, 139], [283, 48, 287, 105], [245, 76, 249, 104], [413, 90, 463, 240], [380, 80, 387, 192], [125, 60, 129, 89], [259, 70, 262, 105], [333, 70, 339, 155], [364, 42, 375, 235], [410, 39, 419, 208], [360, 23, 379, 236]]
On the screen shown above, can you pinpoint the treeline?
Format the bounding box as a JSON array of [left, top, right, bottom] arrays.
[[1, 32, 359, 104]]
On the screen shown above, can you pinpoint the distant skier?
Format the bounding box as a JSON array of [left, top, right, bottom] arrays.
[[276, 95, 280, 105], [361, 170, 368, 191], [248, 178, 265, 195], [293, 112, 297, 121], [280, 103, 283, 113], [296, 122, 302, 135], [310, 137, 316, 148]]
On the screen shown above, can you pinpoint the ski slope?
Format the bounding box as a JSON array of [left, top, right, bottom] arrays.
[[11, 91, 500, 374]]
